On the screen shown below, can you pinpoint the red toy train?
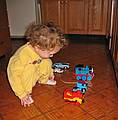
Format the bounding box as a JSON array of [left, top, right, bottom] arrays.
[[64, 88, 84, 105]]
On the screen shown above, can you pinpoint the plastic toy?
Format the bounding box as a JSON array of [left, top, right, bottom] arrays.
[[63, 64, 94, 105], [72, 64, 94, 94], [52, 62, 69, 73], [73, 64, 94, 81], [72, 82, 88, 93], [64, 88, 84, 105], [52, 62, 69, 69], [53, 68, 64, 73]]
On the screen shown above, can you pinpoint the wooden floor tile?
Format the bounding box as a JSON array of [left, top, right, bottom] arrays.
[[99, 110, 118, 120], [33, 89, 65, 113], [45, 104, 96, 120]]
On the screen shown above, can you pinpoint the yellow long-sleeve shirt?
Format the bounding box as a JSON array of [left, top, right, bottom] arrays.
[[7, 43, 53, 99]]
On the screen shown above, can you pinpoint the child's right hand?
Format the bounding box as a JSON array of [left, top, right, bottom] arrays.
[[21, 94, 34, 107]]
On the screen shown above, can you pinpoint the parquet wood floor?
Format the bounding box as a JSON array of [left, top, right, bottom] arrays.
[[0, 38, 118, 120]]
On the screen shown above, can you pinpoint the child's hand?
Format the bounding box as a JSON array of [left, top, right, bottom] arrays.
[[21, 95, 29, 107], [21, 94, 34, 107]]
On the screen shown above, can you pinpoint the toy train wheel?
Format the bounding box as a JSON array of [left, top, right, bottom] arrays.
[[87, 75, 92, 81], [81, 88, 86, 93], [64, 67, 66, 69], [82, 75, 86, 80], [76, 76, 81, 80]]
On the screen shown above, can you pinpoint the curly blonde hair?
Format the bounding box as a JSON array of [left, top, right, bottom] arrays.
[[25, 22, 68, 50]]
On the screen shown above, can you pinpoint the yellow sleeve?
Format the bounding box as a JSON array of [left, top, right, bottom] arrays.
[[38, 59, 54, 83], [7, 52, 29, 99]]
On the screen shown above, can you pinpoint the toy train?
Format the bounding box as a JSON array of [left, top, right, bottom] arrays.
[[64, 88, 84, 105], [72, 65, 94, 94], [64, 64, 94, 105], [72, 82, 88, 93], [73, 64, 94, 81], [72, 64, 94, 93]]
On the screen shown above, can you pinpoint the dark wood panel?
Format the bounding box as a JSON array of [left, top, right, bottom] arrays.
[[66, 0, 88, 34], [88, 0, 110, 35], [0, 0, 11, 58], [0, 0, 6, 10], [41, 0, 111, 35], [41, 0, 65, 30], [110, 0, 118, 86], [0, 10, 9, 28]]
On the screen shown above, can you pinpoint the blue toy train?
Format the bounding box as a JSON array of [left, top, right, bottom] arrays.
[[72, 64, 94, 93], [73, 64, 94, 81]]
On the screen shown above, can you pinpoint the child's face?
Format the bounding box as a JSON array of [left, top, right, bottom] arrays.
[[34, 46, 61, 59]]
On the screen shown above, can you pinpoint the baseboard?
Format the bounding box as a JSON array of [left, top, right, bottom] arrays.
[[11, 36, 26, 39]]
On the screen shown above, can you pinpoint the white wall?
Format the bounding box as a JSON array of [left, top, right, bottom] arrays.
[[6, 0, 36, 37]]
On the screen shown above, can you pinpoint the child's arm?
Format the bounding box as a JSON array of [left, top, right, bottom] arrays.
[[38, 59, 55, 83]]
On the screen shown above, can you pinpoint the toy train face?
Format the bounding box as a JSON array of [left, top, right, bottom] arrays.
[[74, 64, 94, 81]]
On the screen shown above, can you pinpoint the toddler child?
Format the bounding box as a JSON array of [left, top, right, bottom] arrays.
[[7, 22, 68, 107]]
